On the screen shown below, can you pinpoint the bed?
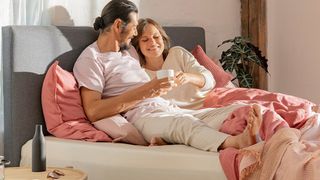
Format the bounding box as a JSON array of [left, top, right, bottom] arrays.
[[2, 26, 226, 180]]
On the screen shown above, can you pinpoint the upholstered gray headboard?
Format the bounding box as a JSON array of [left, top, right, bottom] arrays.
[[2, 25, 205, 166]]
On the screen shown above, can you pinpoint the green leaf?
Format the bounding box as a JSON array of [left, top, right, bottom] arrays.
[[237, 67, 254, 88], [221, 55, 239, 72], [218, 36, 269, 88], [218, 38, 235, 48], [246, 42, 269, 73], [230, 44, 244, 54]]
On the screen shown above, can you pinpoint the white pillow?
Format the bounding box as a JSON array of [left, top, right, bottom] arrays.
[[93, 114, 148, 145]]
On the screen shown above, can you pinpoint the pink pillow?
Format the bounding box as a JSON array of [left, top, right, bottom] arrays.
[[41, 61, 112, 142], [93, 115, 148, 145], [127, 44, 140, 60], [191, 45, 233, 88]]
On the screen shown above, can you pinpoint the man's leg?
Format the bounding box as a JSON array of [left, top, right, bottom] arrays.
[[218, 104, 262, 149], [149, 137, 167, 146], [133, 107, 262, 152], [312, 105, 320, 113], [133, 112, 229, 152], [192, 104, 263, 149], [192, 104, 246, 130]]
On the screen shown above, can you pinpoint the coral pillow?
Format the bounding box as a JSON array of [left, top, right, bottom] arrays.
[[41, 61, 112, 142], [127, 44, 140, 60], [191, 45, 233, 88]]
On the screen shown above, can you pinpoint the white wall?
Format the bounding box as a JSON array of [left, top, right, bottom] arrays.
[[268, 0, 320, 104], [48, 0, 140, 26], [139, 0, 241, 59], [51, 0, 241, 58], [0, 0, 12, 157], [48, 0, 242, 55]]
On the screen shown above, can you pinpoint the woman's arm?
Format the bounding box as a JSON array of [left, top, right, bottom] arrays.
[[175, 71, 205, 88], [81, 78, 173, 122], [168, 47, 214, 90]]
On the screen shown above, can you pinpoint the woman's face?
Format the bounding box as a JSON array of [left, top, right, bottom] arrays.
[[139, 24, 164, 60]]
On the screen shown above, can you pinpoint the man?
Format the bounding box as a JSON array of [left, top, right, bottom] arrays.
[[73, 0, 260, 152]]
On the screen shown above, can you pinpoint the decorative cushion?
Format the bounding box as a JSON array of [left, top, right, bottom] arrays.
[[191, 45, 233, 88], [93, 115, 148, 145], [41, 61, 112, 142], [127, 44, 140, 60]]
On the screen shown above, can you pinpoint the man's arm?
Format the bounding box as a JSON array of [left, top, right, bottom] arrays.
[[81, 78, 173, 122]]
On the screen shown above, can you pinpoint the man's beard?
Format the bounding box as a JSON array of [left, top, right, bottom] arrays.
[[120, 42, 130, 51], [119, 27, 131, 51]]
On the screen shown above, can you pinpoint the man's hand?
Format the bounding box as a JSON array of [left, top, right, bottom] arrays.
[[80, 77, 176, 122], [143, 77, 175, 98]]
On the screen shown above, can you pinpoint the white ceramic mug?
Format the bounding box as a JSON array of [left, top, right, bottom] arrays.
[[156, 69, 174, 80]]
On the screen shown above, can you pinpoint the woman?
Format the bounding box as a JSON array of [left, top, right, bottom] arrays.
[[131, 18, 215, 110], [132, 18, 319, 137]]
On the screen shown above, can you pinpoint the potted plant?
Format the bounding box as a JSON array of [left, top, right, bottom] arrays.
[[218, 36, 268, 88]]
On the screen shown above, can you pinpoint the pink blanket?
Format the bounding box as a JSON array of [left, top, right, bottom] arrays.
[[221, 115, 320, 180], [204, 88, 316, 139], [205, 87, 315, 127], [205, 88, 320, 179]]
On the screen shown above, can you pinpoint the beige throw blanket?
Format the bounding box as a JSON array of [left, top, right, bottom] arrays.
[[240, 114, 320, 180]]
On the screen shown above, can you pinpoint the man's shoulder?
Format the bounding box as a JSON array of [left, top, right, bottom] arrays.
[[74, 43, 100, 71], [79, 42, 99, 58]]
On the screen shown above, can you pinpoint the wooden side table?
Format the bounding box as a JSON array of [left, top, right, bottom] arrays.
[[4, 167, 87, 180]]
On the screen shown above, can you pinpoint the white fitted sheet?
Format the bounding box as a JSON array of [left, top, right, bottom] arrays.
[[20, 136, 226, 180]]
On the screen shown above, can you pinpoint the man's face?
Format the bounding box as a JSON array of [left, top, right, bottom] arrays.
[[119, 12, 138, 50]]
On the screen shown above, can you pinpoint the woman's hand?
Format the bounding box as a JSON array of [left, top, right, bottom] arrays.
[[142, 78, 175, 98], [174, 71, 205, 88], [175, 71, 193, 86]]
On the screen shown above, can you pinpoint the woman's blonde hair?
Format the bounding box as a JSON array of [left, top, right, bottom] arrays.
[[131, 18, 171, 66]]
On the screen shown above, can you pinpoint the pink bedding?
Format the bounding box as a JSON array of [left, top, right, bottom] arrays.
[[206, 88, 320, 180], [220, 115, 320, 180], [204, 87, 316, 137]]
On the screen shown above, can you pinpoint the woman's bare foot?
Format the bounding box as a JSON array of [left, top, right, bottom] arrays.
[[150, 137, 167, 146], [312, 105, 319, 113], [219, 104, 262, 150], [243, 104, 263, 146]]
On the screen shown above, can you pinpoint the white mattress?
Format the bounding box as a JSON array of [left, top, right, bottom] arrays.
[[20, 136, 226, 180]]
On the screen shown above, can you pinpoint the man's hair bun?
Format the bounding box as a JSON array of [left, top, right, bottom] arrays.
[[93, 16, 105, 31]]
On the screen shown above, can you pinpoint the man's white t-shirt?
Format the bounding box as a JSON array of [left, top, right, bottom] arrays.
[[73, 42, 184, 122]]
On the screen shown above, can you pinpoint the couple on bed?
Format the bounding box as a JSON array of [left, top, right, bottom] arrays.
[[73, 0, 319, 153]]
